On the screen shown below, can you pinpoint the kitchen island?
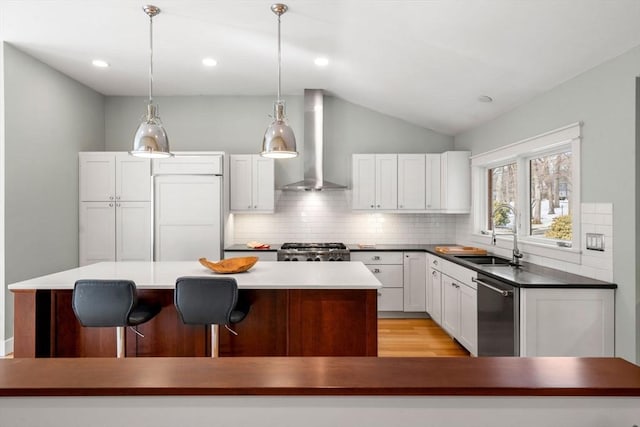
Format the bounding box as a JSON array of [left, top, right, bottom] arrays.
[[9, 261, 381, 358]]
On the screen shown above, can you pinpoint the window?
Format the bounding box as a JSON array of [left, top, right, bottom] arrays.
[[529, 151, 572, 242], [472, 123, 581, 251]]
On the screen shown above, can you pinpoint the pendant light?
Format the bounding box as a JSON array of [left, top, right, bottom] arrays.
[[130, 5, 172, 158], [261, 3, 298, 159]]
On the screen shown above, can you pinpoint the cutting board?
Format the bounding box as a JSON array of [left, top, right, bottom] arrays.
[[434, 246, 487, 255]]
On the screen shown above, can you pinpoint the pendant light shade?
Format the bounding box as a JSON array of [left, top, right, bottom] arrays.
[[261, 3, 298, 159], [130, 5, 172, 158]]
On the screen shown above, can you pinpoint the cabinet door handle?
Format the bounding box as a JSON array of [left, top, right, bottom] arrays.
[[254, 205, 257, 208], [116, 203, 121, 207], [248, 205, 252, 209], [377, 292, 382, 296], [109, 196, 114, 200], [377, 204, 381, 208], [433, 259, 438, 266], [432, 271, 437, 277], [399, 204, 403, 208], [372, 256, 381, 260], [108, 203, 113, 207], [372, 268, 381, 274], [115, 196, 120, 200], [370, 205, 374, 208]]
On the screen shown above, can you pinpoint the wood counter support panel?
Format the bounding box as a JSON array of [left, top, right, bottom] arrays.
[[13, 291, 38, 358], [289, 289, 378, 356]]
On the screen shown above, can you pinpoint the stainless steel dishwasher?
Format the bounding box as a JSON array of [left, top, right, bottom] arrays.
[[473, 273, 520, 356]]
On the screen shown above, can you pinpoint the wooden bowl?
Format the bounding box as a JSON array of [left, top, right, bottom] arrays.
[[199, 256, 258, 274]]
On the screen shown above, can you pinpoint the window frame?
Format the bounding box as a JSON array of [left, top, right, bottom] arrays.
[[470, 123, 581, 261]]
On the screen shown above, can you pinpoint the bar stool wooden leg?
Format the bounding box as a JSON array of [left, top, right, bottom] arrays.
[[116, 326, 125, 358]]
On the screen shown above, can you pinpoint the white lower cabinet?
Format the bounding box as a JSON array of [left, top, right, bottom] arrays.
[[403, 252, 426, 312], [79, 201, 151, 266], [352, 251, 404, 311], [520, 288, 615, 357], [441, 274, 461, 337], [441, 273, 477, 356]]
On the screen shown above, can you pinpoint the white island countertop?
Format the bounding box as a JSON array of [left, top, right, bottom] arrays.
[[8, 261, 383, 291]]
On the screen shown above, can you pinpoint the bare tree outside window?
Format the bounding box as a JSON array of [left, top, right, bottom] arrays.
[[529, 152, 572, 241], [488, 163, 517, 229]]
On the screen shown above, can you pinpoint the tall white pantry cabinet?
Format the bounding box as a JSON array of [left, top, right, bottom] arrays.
[[78, 152, 152, 266]]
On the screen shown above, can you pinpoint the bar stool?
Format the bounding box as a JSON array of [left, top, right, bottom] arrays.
[[72, 279, 161, 358], [174, 276, 249, 357]]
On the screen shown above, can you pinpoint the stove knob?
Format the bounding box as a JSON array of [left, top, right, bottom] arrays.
[[291, 257, 299, 261], [328, 257, 335, 261], [283, 257, 290, 261], [336, 257, 343, 261], [307, 257, 314, 261], [314, 257, 321, 261]]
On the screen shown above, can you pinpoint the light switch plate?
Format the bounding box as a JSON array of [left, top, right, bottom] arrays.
[[586, 233, 605, 251]]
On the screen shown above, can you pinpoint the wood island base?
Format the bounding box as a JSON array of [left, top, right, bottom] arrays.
[[12, 288, 378, 358]]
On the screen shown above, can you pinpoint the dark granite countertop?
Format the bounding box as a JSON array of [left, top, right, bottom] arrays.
[[349, 243, 616, 289], [225, 242, 615, 289]]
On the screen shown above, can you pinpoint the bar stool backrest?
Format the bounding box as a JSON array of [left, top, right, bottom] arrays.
[[72, 280, 136, 327], [174, 277, 238, 326]]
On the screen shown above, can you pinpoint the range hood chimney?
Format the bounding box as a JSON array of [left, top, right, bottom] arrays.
[[281, 89, 347, 191]]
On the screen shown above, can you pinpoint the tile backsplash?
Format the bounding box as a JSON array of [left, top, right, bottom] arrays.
[[229, 191, 457, 245]]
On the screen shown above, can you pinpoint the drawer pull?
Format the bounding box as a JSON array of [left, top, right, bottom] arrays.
[[372, 268, 381, 274], [432, 271, 437, 277], [372, 256, 381, 261]]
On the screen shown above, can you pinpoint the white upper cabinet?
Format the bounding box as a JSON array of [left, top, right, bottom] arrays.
[[441, 151, 470, 213], [352, 154, 397, 210], [397, 154, 426, 210], [229, 154, 275, 212], [80, 152, 151, 202], [425, 153, 441, 211]]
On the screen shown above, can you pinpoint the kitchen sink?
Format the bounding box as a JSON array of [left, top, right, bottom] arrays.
[[455, 255, 512, 266]]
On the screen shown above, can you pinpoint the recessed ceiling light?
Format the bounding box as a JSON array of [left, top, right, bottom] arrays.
[[478, 95, 493, 103], [92, 59, 109, 68], [314, 57, 329, 67], [202, 57, 218, 67]]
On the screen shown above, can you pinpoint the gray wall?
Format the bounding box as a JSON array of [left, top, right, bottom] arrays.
[[454, 45, 640, 363], [105, 95, 453, 187], [3, 43, 105, 338]]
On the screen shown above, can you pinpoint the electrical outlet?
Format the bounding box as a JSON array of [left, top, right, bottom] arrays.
[[586, 233, 605, 251]]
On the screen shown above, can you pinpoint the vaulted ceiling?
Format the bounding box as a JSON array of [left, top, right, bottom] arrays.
[[3, 0, 640, 135]]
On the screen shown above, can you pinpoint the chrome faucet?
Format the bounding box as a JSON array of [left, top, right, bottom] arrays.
[[491, 203, 523, 267]]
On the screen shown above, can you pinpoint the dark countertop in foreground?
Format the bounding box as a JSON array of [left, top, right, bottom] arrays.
[[1, 357, 639, 397]]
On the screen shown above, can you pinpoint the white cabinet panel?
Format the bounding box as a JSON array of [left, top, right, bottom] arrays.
[[378, 288, 404, 311], [116, 202, 152, 261], [365, 264, 403, 288], [458, 282, 478, 356], [352, 154, 376, 210], [351, 251, 403, 265], [79, 202, 116, 265], [79, 154, 115, 202], [375, 154, 398, 210], [154, 175, 222, 261], [230, 155, 274, 212], [224, 251, 277, 262], [520, 288, 615, 357], [403, 252, 426, 312], [441, 274, 460, 337], [115, 154, 151, 202], [425, 153, 441, 210], [152, 154, 222, 175], [397, 154, 425, 210], [79, 152, 150, 202], [427, 267, 442, 324], [441, 151, 470, 213]]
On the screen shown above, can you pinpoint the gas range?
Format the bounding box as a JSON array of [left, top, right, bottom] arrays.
[[278, 243, 350, 262]]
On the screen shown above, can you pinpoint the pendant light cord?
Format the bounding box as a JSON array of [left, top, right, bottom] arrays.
[[149, 14, 154, 105], [277, 12, 281, 102]]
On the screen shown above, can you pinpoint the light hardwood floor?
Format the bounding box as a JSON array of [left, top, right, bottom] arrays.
[[378, 318, 470, 357], [2, 319, 468, 359]]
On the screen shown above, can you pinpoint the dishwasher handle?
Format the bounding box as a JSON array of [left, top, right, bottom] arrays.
[[472, 277, 513, 297]]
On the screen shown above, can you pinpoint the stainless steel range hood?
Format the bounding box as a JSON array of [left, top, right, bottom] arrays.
[[281, 89, 347, 191]]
